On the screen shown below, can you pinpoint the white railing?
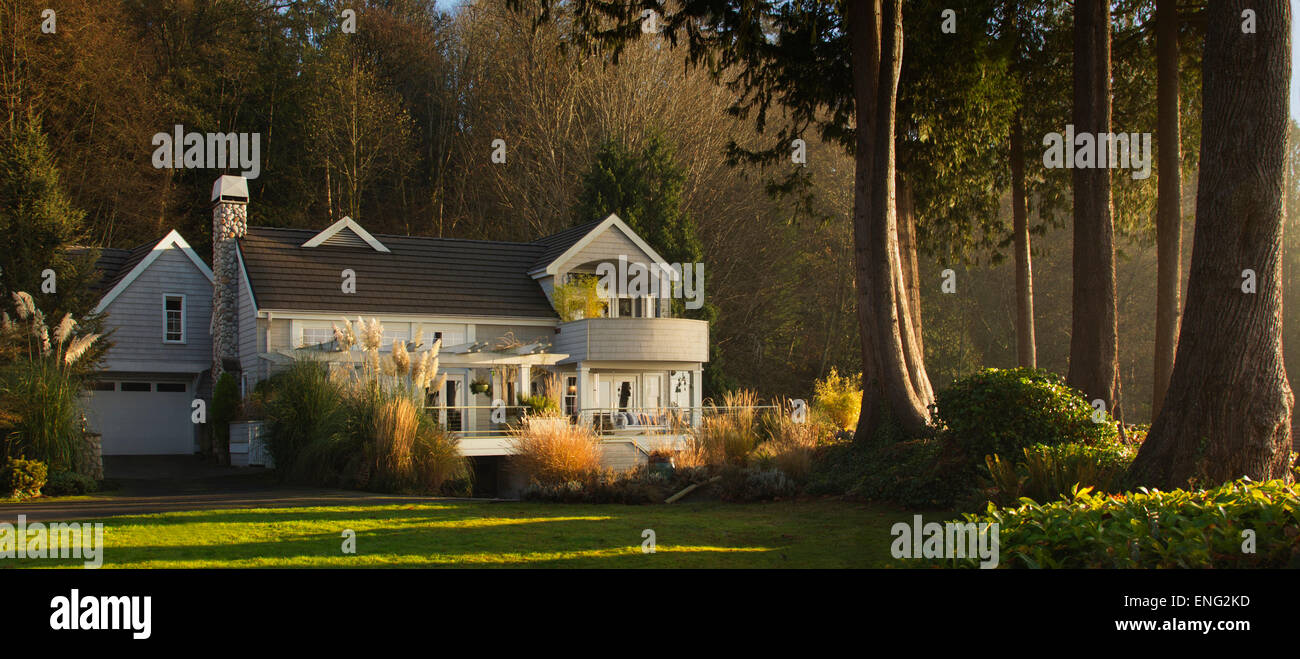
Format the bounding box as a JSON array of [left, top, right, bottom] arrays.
[[424, 404, 779, 439]]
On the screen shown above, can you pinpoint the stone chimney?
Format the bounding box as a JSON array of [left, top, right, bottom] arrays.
[[211, 175, 248, 386]]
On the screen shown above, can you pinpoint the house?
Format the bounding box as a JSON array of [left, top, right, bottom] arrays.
[[81, 231, 214, 456], [84, 175, 709, 488]]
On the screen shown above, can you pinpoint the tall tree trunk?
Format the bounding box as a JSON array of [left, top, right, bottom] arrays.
[[846, 0, 933, 441], [1152, 0, 1182, 419], [1129, 0, 1293, 488], [1067, 0, 1121, 418], [1009, 114, 1037, 367]]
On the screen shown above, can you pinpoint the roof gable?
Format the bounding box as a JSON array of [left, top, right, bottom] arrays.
[[302, 217, 391, 252], [92, 230, 214, 313], [530, 213, 673, 278]]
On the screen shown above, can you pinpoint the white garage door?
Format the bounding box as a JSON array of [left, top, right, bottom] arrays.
[[83, 380, 197, 455]]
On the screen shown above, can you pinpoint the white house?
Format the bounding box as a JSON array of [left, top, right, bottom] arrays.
[[82, 175, 709, 490]]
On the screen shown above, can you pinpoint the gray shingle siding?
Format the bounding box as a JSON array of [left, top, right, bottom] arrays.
[[99, 248, 213, 371]]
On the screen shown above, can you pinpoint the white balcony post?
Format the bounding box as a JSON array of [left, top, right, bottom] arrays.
[[691, 368, 703, 427], [576, 363, 592, 424], [517, 364, 531, 402]]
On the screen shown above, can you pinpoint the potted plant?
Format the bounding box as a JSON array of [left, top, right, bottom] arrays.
[[470, 378, 490, 395], [648, 447, 675, 477]]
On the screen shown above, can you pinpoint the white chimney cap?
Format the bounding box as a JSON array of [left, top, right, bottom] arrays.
[[211, 175, 249, 204]]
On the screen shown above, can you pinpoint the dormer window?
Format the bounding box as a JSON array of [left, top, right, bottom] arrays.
[[163, 295, 185, 343]]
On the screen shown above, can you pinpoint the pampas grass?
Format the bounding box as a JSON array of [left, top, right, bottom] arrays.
[[0, 292, 101, 470], [508, 416, 603, 485], [268, 319, 468, 494]]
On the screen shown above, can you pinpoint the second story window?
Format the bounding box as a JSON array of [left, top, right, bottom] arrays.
[[163, 295, 185, 343]]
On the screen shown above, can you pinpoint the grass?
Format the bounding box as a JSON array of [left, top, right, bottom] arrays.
[[4, 499, 946, 569]]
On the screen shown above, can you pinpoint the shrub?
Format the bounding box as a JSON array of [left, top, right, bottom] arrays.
[[520, 394, 560, 417], [552, 274, 607, 321], [263, 359, 346, 475], [931, 367, 1116, 464], [508, 417, 604, 485], [718, 465, 798, 501], [812, 367, 861, 432], [986, 441, 1136, 506], [43, 470, 97, 496], [263, 322, 467, 496], [211, 372, 239, 460], [937, 479, 1300, 568], [1, 458, 47, 498], [807, 439, 979, 509], [521, 465, 713, 504]]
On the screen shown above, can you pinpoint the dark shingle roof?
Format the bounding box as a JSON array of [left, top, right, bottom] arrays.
[[72, 240, 158, 298], [239, 226, 563, 318], [529, 219, 602, 272]]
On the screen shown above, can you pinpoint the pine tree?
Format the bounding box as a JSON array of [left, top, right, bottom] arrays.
[[0, 112, 97, 322]]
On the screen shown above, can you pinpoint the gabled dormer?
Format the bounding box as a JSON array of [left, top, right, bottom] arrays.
[[530, 214, 677, 319]]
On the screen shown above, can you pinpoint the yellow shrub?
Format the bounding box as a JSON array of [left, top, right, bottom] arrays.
[[813, 368, 861, 432]]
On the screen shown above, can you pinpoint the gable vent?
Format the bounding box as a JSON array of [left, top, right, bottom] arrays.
[[319, 229, 370, 249], [301, 217, 391, 253]]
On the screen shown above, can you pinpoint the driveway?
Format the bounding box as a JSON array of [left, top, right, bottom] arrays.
[[0, 455, 497, 523]]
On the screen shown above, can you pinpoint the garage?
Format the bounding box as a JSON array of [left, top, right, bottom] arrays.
[[82, 377, 199, 455]]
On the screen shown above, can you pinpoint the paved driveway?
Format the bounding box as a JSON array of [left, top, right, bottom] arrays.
[[0, 455, 491, 522]]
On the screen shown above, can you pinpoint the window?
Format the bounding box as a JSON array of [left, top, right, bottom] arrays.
[[156, 382, 186, 393], [89, 381, 115, 392], [381, 326, 410, 351], [301, 326, 334, 347], [564, 376, 577, 415], [163, 295, 185, 343], [617, 298, 634, 317], [120, 382, 151, 392]]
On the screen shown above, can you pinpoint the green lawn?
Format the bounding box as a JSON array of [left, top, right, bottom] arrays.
[[8, 499, 946, 568]]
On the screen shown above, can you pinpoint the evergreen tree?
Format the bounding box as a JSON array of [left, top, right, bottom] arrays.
[[0, 112, 97, 321], [574, 130, 703, 268]]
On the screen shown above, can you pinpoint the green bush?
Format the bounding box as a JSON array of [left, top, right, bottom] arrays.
[[1, 458, 47, 499], [986, 441, 1136, 506], [806, 439, 979, 509], [931, 367, 1116, 464], [43, 470, 97, 496], [520, 394, 560, 417], [263, 359, 345, 476], [211, 372, 240, 460], [938, 479, 1300, 568]]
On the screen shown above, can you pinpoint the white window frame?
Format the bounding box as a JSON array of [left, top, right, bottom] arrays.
[[162, 294, 186, 344], [292, 320, 338, 349]]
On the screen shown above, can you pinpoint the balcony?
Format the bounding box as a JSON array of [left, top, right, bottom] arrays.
[[553, 317, 709, 363]]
